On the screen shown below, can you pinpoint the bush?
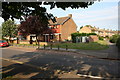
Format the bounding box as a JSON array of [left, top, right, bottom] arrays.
[[99, 36, 104, 40], [109, 34, 120, 43], [116, 36, 120, 49]]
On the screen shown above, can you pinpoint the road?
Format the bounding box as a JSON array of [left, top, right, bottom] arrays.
[[0, 47, 120, 79]]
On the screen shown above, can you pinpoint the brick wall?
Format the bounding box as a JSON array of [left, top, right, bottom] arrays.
[[89, 35, 99, 42], [61, 18, 77, 41]]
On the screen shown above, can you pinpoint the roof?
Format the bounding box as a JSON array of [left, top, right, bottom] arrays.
[[49, 17, 70, 25], [82, 26, 119, 33]]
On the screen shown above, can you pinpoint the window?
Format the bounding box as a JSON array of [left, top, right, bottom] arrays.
[[50, 35, 54, 39]]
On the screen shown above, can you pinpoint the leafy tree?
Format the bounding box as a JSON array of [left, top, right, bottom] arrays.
[[2, 2, 97, 21], [18, 16, 53, 47], [80, 26, 83, 29], [0, 27, 2, 39], [2, 20, 18, 40], [85, 25, 93, 28]]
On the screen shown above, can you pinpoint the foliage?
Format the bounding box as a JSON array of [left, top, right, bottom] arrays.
[[80, 26, 83, 29], [85, 25, 93, 28], [0, 27, 2, 39], [71, 33, 97, 43], [18, 16, 51, 36], [109, 34, 120, 43], [2, 2, 97, 21], [116, 35, 120, 49], [2, 20, 17, 39], [98, 36, 104, 40]]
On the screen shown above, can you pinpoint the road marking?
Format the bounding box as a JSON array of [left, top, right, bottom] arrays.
[[77, 74, 103, 79], [0, 57, 24, 64], [0, 57, 50, 73]]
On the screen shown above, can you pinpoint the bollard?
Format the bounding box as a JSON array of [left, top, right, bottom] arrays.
[[44, 44, 45, 49], [58, 45, 59, 50], [50, 44, 52, 50], [66, 45, 68, 50]]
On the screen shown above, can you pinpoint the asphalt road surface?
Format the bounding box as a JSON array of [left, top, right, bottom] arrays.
[[1, 47, 120, 79]]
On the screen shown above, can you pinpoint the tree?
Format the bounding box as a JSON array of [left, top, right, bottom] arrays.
[[2, 2, 97, 21], [19, 16, 50, 36], [0, 27, 2, 39], [2, 20, 18, 41], [18, 16, 53, 47]]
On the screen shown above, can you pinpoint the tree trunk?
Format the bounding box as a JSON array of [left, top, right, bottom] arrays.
[[36, 34, 40, 49]]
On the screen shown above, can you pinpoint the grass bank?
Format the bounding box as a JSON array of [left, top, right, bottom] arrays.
[[50, 40, 109, 50]]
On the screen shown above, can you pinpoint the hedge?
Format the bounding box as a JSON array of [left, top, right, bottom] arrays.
[[116, 36, 120, 49], [98, 36, 104, 40], [71, 33, 97, 43], [109, 34, 120, 43]]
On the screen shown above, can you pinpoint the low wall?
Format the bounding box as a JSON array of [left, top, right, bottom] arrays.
[[13, 40, 48, 46]]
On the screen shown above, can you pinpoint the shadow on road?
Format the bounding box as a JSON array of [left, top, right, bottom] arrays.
[[2, 50, 120, 79]]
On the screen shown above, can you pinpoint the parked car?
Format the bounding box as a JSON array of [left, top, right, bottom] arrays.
[[0, 40, 9, 47]]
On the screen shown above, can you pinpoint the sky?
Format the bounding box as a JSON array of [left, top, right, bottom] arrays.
[[0, 0, 119, 31]]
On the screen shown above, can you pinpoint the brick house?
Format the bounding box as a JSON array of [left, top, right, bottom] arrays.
[[20, 14, 77, 42], [42, 14, 77, 42], [79, 25, 118, 37]]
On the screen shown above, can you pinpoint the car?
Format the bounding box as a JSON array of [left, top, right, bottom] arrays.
[[0, 40, 9, 47]]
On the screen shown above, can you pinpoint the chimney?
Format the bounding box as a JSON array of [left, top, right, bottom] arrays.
[[68, 14, 72, 18]]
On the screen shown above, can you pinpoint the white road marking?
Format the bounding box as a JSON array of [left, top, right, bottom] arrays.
[[77, 74, 103, 79], [0, 57, 44, 70]]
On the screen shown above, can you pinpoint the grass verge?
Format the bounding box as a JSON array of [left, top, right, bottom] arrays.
[[49, 40, 109, 50]]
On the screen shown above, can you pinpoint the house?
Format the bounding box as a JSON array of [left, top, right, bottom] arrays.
[[43, 14, 77, 42], [79, 25, 118, 37], [19, 14, 77, 42]]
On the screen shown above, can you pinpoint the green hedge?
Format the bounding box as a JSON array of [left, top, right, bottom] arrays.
[[116, 36, 120, 49], [71, 33, 97, 43], [98, 36, 104, 40], [109, 34, 120, 43]]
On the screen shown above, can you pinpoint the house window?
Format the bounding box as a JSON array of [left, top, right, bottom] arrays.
[[19, 35, 27, 40], [50, 35, 54, 39]]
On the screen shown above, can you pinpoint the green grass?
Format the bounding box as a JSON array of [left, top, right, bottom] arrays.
[[49, 40, 109, 50], [11, 40, 109, 50]]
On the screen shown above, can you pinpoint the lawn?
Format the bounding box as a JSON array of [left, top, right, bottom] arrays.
[[49, 40, 109, 50], [11, 40, 109, 50]]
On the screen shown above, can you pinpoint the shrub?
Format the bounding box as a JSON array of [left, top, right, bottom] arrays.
[[109, 34, 120, 43], [116, 36, 120, 49], [99, 36, 104, 40]]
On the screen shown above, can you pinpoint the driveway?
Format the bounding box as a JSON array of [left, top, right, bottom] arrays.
[[1, 47, 120, 79]]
